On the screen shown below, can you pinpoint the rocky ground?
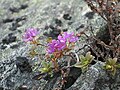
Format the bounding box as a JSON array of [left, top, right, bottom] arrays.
[[0, 0, 120, 90]]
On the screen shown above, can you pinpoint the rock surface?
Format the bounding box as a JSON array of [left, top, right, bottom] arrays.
[[67, 61, 120, 90], [0, 0, 120, 90]]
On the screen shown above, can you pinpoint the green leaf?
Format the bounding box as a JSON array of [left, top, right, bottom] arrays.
[[85, 52, 91, 59], [104, 64, 112, 70], [42, 61, 48, 67], [74, 63, 85, 68], [75, 52, 94, 71], [81, 65, 88, 73], [39, 61, 53, 74], [80, 55, 85, 61], [50, 55, 54, 59], [108, 58, 117, 65], [111, 68, 116, 76], [82, 60, 89, 66], [115, 64, 120, 68], [104, 58, 119, 76], [39, 68, 47, 73]]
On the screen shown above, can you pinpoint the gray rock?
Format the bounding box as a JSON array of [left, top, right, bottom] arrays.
[[0, 44, 47, 90], [1, 0, 118, 90], [66, 61, 105, 90], [67, 61, 120, 90]]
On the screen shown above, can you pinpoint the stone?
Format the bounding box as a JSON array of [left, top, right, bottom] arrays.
[[63, 14, 72, 20], [2, 18, 14, 23], [55, 18, 62, 26], [9, 7, 20, 13], [20, 4, 28, 10], [15, 57, 32, 73], [2, 34, 16, 44], [1, 45, 7, 49], [1, 0, 119, 90], [67, 61, 120, 90], [85, 11, 95, 19]]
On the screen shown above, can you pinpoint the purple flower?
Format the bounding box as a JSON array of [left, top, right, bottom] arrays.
[[47, 32, 78, 54], [23, 28, 38, 42], [47, 40, 66, 54], [58, 32, 78, 43]]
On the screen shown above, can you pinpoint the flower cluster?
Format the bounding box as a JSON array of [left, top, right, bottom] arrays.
[[58, 32, 78, 43], [23, 28, 38, 42], [47, 40, 66, 54], [47, 32, 78, 54]]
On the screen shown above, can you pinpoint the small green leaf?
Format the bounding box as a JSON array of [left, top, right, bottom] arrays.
[[39, 61, 53, 75], [108, 58, 117, 65], [74, 63, 85, 68], [105, 64, 112, 70], [50, 55, 54, 59], [81, 65, 88, 73], [115, 64, 120, 68], [74, 52, 94, 72], [85, 52, 92, 60], [111, 68, 116, 76], [39, 68, 48, 73], [80, 55, 85, 61], [104, 58, 120, 76], [42, 61, 48, 67]]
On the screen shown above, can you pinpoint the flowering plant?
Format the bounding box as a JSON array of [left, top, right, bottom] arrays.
[[23, 28, 39, 42], [21, 0, 120, 89], [46, 32, 78, 70], [23, 30, 79, 71]]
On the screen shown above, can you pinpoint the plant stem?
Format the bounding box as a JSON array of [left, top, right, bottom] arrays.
[[37, 43, 47, 47], [52, 58, 59, 71]]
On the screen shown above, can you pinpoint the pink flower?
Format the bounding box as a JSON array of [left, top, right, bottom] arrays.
[[47, 40, 66, 54], [47, 32, 78, 54], [58, 32, 78, 43], [23, 28, 38, 42]]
